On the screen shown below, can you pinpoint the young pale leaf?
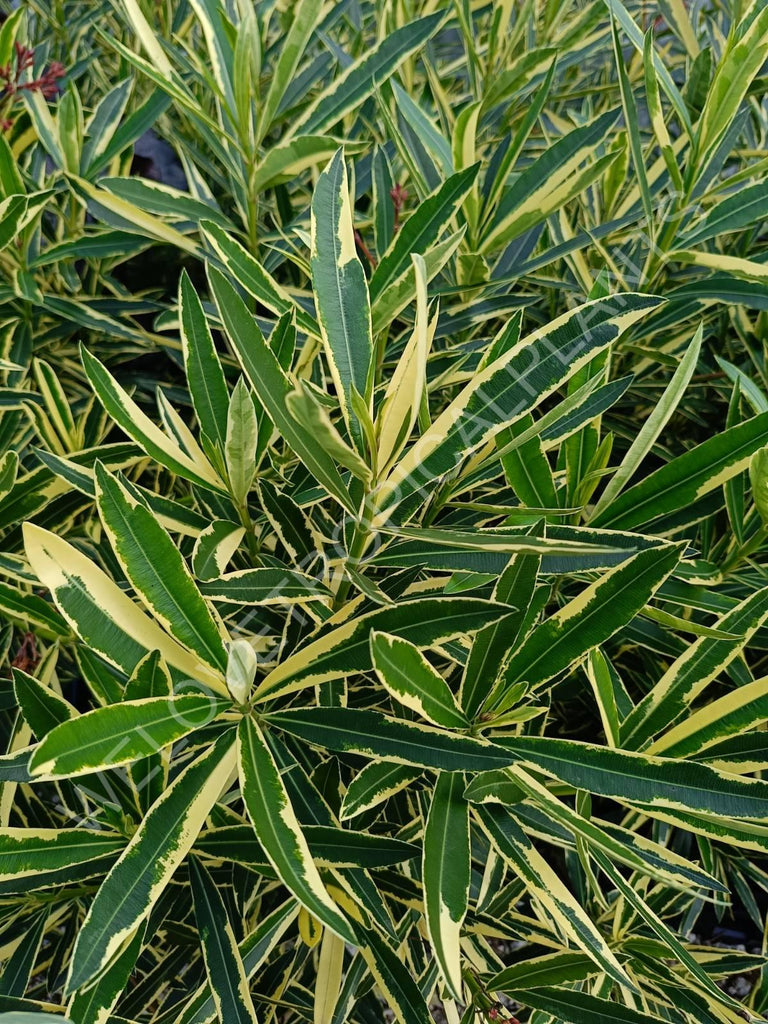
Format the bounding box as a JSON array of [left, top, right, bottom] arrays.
[[423, 773, 470, 1000], [370, 631, 468, 729], [285, 383, 372, 483], [226, 640, 258, 705], [376, 254, 431, 474], [225, 378, 259, 506], [66, 731, 237, 994], [207, 270, 355, 513], [238, 717, 355, 943]]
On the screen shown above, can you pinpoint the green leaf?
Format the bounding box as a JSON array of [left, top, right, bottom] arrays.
[[310, 149, 374, 450], [289, 11, 445, 136], [369, 165, 479, 304], [592, 414, 768, 531], [66, 731, 237, 993], [339, 761, 421, 820], [620, 585, 768, 747], [66, 924, 145, 1024], [201, 221, 319, 337], [179, 269, 229, 458], [498, 543, 682, 696], [254, 597, 508, 701], [238, 718, 354, 943], [267, 707, 520, 772], [81, 347, 225, 492], [508, 986, 666, 1024], [496, 735, 768, 820], [370, 631, 468, 728], [591, 325, 703, 517], [0, 829, 124, 886], [199, 568, 330, 606], [481, 109, 621, 252], [29, 695, 227, 778], [476, 805, 631, 988], [95, 464, 229, 677], [750, 446, 768, 524], [681, 182, 768, 248], [22, 524, 226, 693], [374, 294, 662, 515], [189, 856, 258, 1024], [423, 774, 470, 999]]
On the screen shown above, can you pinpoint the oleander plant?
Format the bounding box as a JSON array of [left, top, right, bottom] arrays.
[[3, 1, 768, 1022]]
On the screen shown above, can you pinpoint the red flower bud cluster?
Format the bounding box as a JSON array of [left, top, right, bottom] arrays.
[[0, 42, 66, 129]]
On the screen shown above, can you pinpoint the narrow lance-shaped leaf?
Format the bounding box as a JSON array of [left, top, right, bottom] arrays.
[[311, 149, 374, 452], [590, 324, 703, 517], [29, 695, 228, 779], [66, 731, 237, 994], [22, 523, 228, 694], [370, 631, 468, 729], [340, 761, 422, 821], [67, 924, 146, 1024], [476, 805, 632, 989], [95, 464, 229, 676], [268, 707, 521, 772], [620, 585, 768, 747], [373, 293, 662, 517], [495, 734, 768, 821], [258, 0, 323, 138], [179, 269, 229, 459], [81, 346, 225, 492], [225, 378, 259, 506], [289, 11, 445, 137], [254, 597, 508, 702], [189, 856, 259, 1024], [498, 543, 682, 696], [591, 413, 768, 530], [238, 717, 355, 943], [369, 164, 479, 303], [0, 829, 125, 885], [423, 773, 470, 1000]]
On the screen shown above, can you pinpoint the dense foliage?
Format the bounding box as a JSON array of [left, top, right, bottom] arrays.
[[2, 1, 768, 1022]]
